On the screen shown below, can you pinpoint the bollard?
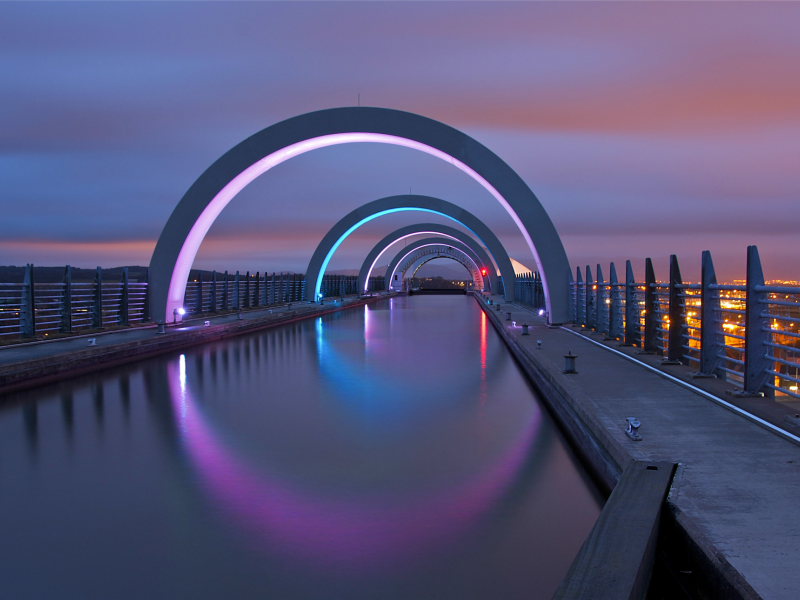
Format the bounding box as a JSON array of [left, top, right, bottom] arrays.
[[563, 350, 578, 374], [288, 303, 292, 309], [537, 340, 542, 349], [506, 311, 511, 321], [156, 321, 166, 335], [204, 321, 210, 327], [496, 304, 501, 311], [522, 323, 529, 335], [237, 310, 243, 321], [625, 417, 642, 441], [87, 338, 97, 346], [488, 299, 493, 305]]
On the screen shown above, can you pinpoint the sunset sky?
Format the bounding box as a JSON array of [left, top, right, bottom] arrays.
[[2, 2, 798, 283]]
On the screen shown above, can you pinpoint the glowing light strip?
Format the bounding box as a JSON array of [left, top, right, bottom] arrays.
[[315, 208, 446, 299], [167, 132, 543, 319], [390, 244, 481, 288]]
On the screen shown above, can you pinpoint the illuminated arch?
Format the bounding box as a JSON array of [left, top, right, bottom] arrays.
[[386, 239, 483, 291], [386, 238, 488, 290], [357, 223, 499, 294], [149, 107, 570, 323], [304, 195, 515, 302]]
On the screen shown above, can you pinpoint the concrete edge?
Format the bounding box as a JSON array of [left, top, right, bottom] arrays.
[[0, 296, 390, 399]]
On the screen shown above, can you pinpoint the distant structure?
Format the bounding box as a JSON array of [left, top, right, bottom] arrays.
[[149, 107, 569, 323]]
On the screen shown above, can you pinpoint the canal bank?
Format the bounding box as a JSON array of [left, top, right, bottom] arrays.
[[476, 292, 799, 600], [0, 293, 395, 398]]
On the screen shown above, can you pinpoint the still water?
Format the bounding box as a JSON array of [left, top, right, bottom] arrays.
[[0, 295, 601, 600]]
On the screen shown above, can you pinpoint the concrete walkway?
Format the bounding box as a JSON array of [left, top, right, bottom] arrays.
[[479, 293, 799, 600]]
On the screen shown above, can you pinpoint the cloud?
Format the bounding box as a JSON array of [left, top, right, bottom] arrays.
[[1, 2, 798, 280]]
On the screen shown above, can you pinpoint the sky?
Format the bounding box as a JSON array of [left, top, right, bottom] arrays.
[[1, 1, 798, 283]]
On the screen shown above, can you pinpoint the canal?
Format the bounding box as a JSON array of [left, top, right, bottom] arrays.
[[0, 295, 602, 599]]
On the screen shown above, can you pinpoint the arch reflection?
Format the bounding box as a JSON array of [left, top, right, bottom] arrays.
[[165, 351, 542, 571]]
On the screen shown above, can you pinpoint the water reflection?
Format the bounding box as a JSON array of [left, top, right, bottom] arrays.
[[0, 296, 601, 600], [165, 355, 541, 570]]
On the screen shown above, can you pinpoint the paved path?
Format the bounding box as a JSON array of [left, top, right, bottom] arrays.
[[480, 293, 799, 600]]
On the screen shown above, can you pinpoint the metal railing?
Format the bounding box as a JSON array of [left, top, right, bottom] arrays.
[[1, 266, 387, 341], [549, 246, 800, 400], [514, 271, 546, 310], [1, 265, 150, 340]]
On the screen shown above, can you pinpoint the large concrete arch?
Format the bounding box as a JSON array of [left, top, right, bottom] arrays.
[[304, 195, 516, 302], [386, 240, 483, 291], [357, 223, 499, 295], [148, 107, 570, 324]]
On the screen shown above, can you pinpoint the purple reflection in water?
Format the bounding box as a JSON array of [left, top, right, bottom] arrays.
[[167, 356, 540, 571]]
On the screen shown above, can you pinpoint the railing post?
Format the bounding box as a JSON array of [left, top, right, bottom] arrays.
[[743, 245, 771, 396], [233, 271, 240, 309], [20, 263, 35, 338], [210, 271, 217, 313], [608, 263, 622, 340], [699, 251, 723, 379], [585, 265, 595, 330], [253, 272, 260, 308], [271, 272, 277, 304], [142, 268, 150, 322], [568, 270, 575, 322], [596, 264, 608, 335], [194, 271, 203, 315], [644, 258, 657, 353], [667, 255, 686, 363], [537, 272, 544, 309], [92, 266, 103, 329], [60, 265, 72, 333], [623, 260, 636, 346], [119, 267, 129, 326], [222, 271, 229, 311], [576, 267, 584, 327]]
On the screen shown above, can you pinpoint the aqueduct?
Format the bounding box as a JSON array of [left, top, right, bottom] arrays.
[[357, 223, 499, 295], [148, 107, 570, 324], [385, 240, 485, 291], [303, 195, 516, 302]]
